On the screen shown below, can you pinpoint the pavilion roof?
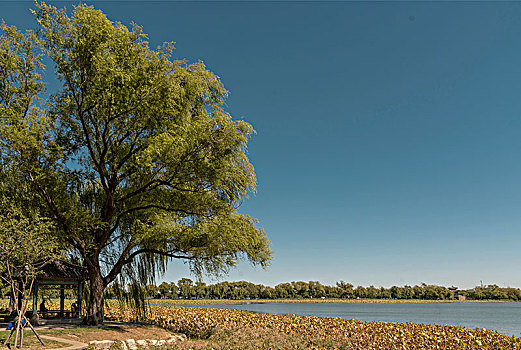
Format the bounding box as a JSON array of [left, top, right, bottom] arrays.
[[34, 260, 88, 282]]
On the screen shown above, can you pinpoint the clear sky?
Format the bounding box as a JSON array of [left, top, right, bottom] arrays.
[[3, 1, 521, 289]]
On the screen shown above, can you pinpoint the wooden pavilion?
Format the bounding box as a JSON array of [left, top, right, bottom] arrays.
[[30, 260, 88, 318]]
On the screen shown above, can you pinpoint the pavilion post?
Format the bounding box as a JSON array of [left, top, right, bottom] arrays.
[[78, 281, 84, 318], [60, 285, 65, 317], [32, 281, 39, 315]]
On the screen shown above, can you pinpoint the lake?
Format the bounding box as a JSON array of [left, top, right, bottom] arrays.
[[156, 302, 521, 337]]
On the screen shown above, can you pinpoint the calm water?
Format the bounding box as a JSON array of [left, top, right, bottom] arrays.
[[157, 302, 521, 336]]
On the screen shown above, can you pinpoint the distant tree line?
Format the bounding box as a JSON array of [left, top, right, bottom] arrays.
[[463, 285, 521, 300], [102, 280, 521, 301]]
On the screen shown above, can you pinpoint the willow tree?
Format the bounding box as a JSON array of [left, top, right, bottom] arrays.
[[0, 2, 271, 325]]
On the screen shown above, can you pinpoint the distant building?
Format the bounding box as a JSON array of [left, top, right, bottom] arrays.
[[448, 286, 466, 301]]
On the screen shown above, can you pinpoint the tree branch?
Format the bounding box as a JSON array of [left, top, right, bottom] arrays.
[[103, 246, 196, 285], [27, 171, 86, 253], [110, 204, 206, 235]]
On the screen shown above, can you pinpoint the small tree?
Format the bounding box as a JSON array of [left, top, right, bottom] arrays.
[[0, 204, 56, 348]]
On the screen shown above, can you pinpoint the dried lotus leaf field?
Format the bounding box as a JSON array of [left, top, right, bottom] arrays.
[[105, 304, 521, 349], [2, 299, 521, 349]]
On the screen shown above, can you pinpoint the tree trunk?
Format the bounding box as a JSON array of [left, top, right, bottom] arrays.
[[82, 258, 106, 325]]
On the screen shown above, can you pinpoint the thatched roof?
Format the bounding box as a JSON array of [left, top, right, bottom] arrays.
[[34, 260, 88, 282]]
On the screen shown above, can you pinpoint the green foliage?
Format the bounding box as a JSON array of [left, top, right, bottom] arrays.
[[0, 205, 56, 273], [0, 170, 58, 282], [463, 284, 521, 301], [0, 21, 44, 121]]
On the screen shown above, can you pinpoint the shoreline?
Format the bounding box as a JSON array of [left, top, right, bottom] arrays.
[[145, 298, 520, 305]]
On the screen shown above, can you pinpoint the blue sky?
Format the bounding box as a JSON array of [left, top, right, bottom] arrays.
[[4, 1, 521, 289]]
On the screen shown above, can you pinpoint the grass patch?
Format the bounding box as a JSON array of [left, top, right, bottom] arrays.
[[0, 331, 67, 349], [38, 324, 173, 343]]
